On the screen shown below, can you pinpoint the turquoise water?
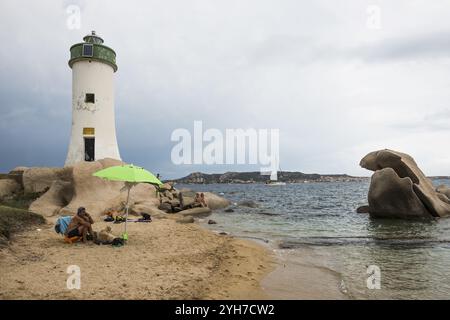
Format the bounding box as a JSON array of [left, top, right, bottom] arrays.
[[178, 180, 450, 299]]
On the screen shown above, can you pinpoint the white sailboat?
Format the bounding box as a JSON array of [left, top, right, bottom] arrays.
[[265, 181, 286, 186], [265, 168, 286, 186]]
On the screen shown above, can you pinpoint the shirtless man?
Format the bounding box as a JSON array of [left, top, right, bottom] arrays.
[[66, 207, 95, 242]]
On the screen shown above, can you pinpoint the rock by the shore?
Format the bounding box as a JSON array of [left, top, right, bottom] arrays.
[[360, 149, 450, 218], [208, 219, 217, 224], [436, 185, 450, 200], [238, 200, 259, 208], [367, 168, 430, 218], [202, 192, 231, 210], [180, 207, 212, 217]]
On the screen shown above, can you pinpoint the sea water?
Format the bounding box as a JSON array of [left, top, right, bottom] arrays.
[[178, 179, 450, 299]]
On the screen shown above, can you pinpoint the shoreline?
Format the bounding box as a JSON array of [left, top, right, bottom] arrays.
[[0, 216, 274, 300], [202, 223, 348, 300], [260, 247, 348, 300], [199, 215, 349, 300]]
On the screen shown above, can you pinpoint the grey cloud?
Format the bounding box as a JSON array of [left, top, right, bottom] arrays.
[[1, 1, 450, 177]]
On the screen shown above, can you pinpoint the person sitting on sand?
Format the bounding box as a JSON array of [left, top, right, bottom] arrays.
[[200, 193, 208, 207], [66, 207, 95, 242]]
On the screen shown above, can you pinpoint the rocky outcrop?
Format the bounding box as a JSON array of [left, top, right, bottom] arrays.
[[360, 149, 450, 218], [129, 202, 166, 218], [28, 159, 158, 218], [203, 192, 231, 210], [29, 180, 73, 217], [366, 168, 430, 218], [9, 166, 29, 173], [26, 159, 229, 220], [180, 207, 212, 217], [238, 200, 259, 208], [22, 167, 71, 194], [436, 185, 450, 200], [59, 159, 123, 216]]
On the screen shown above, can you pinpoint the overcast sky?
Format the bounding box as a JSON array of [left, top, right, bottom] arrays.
[[1, 0, 450, 178]]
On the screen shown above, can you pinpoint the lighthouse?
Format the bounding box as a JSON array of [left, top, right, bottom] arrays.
[[65, 31, 121, 166]]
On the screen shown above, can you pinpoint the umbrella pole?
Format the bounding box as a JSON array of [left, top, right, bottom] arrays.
[[124, 185, 130, 239]]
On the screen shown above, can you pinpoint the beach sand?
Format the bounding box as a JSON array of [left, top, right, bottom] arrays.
[[261, 247, 348, 299], [0, 217, 273, 299]]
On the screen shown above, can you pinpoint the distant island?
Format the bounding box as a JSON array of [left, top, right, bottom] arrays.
[[170, 171, 450, 184], [170, 171, 369, 184]]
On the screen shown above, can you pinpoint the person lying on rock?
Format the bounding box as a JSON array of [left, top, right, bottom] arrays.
[[66, 207, 95, 242]]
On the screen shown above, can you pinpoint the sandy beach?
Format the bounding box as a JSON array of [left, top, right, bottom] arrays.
[[0, 217, 273, 300], [261, 248, 347, 300]]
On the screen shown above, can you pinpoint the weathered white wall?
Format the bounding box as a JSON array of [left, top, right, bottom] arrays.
[[65, 60, 121, 166]]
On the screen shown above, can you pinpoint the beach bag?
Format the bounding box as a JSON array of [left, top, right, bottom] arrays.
[[55, 216, 72, 235], [112, 238, 125, 247]]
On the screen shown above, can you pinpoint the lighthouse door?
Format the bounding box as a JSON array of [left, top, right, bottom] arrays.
[[84, 137, 95, 161]]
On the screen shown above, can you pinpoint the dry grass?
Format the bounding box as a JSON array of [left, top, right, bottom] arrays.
[[0, 205, 45, 245]]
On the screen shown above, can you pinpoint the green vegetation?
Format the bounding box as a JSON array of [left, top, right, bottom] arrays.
[[0, 188, 47, 245], [0, 190, 46, 210], [0, 205, 45, 245]]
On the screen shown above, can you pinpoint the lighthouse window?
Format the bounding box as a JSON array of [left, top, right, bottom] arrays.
[[82, 44, 93, 57], [85, 93, 95, 103]]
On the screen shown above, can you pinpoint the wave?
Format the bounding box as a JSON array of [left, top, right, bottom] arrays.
[[279, 236, 450, 248]]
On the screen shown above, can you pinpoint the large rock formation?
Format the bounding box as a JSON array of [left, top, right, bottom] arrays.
[[29, 159, 159, 218], [436, 185, 450, 200], [180, 207, 212, 217], [26, 159, 229, 220], [360, 149, 450, 218], [29, 180, 73, 217], [22, 167, 71, 194], [202, 192, 231, 210]]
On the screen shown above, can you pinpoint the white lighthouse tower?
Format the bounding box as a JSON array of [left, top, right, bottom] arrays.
[[65, 31, 121, 166]]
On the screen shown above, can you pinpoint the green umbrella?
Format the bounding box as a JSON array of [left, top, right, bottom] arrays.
[[93, 164, 162, 240]]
